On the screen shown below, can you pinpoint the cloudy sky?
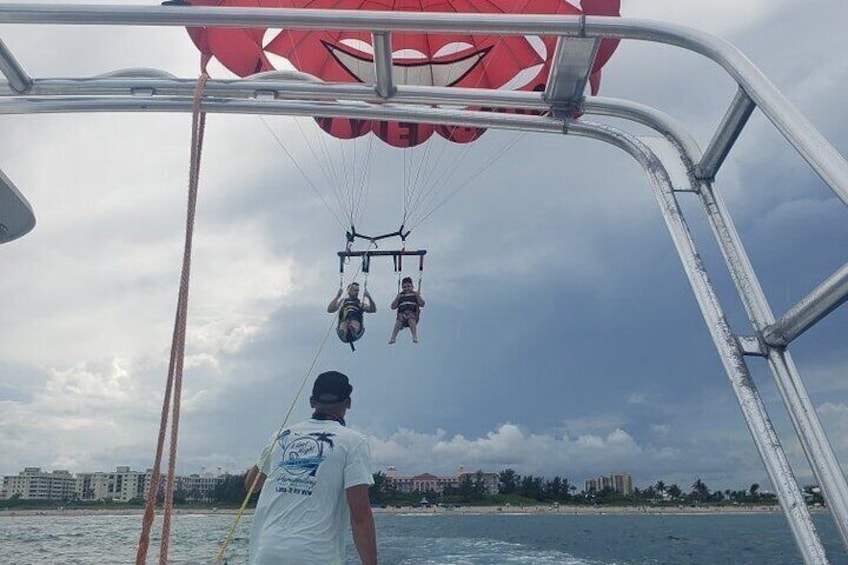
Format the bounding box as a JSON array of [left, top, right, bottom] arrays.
[[1, 0, 846, 497]]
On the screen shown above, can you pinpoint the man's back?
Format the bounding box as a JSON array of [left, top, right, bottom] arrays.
[[248, 418, 373, 565]]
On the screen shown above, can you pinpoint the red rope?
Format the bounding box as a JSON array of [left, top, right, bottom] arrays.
[[135, 72, 208, 565]]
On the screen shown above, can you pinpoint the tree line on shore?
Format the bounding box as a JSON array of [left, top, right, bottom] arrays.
[[0, 469, 824, 509], [366, 469, 814, 508]]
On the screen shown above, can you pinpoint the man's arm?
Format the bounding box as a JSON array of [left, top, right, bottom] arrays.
[[363, 291, 377, 313], [244, 465, 266, 493], [416, 292, 425, 307], [327, 289, 343, 313], [390, 293, 400, 310], [347, 484, 377, 565]]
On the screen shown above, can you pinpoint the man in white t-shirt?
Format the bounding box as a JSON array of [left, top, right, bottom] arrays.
[[245, 371, 377, 565]]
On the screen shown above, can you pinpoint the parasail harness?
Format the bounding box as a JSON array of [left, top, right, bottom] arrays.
[[336, 225, 426, 351]]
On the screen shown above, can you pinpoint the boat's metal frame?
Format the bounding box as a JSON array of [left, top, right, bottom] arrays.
[[2, 4, 847, 563]]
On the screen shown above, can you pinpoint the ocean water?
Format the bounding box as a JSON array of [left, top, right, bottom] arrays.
[[1, 510, 847, 564]]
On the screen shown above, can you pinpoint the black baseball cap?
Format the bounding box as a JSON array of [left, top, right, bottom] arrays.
[[311, 371, 353, 404]]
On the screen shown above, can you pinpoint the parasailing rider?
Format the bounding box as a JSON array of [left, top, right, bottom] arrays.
[[327, 282, 376, 346], [389, 276, 425, 344]]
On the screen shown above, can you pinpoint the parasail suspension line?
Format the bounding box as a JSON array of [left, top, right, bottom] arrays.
[[277, 29, 375, 229], [258, 116, 348, 231], [408, 131, 529, 232]]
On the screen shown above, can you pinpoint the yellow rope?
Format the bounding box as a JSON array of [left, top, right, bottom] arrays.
[[214, 261, 368, 563], [213, 313, 337, 563]]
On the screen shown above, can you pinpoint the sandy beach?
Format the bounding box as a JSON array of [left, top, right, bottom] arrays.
[[371, 504, 783, 516]]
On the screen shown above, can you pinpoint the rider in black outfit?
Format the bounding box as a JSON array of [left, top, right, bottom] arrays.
[[328, 282, 377, 345]]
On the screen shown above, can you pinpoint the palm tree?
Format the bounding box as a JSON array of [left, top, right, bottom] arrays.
[[499, 469, 519, 494], [562, 478, 573, 501], [546, 476, 563, 499], [667, 484, 682, 499], [370, 471, 390, 505], [691, 478, 710, 502], [655, 480, 666, 498]]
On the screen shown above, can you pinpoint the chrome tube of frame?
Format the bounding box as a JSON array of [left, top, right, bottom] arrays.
[[570, 119, 828, 565], [0, 4, 848, 204], [0, 3, 588, 32], [696, 87, 756, 181], [371, 32, 394, 99], [1, 5, 846, 205], [698, 181, 848, 550], [584, 97, 702, 166], [581, 17, 848, 207], [763, 262, 848, 348], [584, 97, 848, 553], [0, 36, 31, 93], [0, 95, 570, 134], [0, 76, 550, 110]]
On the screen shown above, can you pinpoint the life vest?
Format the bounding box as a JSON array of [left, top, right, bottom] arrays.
[[397, 291, 419, 315], [339, 297, 363, 323]]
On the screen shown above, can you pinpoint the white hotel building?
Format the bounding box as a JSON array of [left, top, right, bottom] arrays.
[[2, 467, 77, 501], [2, 466, 230, 503], [76, 466, 149, 502], [384, 466, 500, 495]]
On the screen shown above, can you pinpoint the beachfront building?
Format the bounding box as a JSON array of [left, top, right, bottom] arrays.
[[76, 466, 148, 502], [76, 467, 226, 502], [177, 471, 228, 503], [384, 466, 499, 495], [1, 467, 77, 501], [1, 466, 227, 503], [584, 472, 633, 496], [457, 467, 500, 495]]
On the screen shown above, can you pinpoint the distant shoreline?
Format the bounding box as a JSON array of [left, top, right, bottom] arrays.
[[0, 503, 790, 518], [375, 503, 785, 515]]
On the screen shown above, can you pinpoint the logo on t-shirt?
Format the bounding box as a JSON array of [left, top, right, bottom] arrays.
[[280, 432, 336, 477]]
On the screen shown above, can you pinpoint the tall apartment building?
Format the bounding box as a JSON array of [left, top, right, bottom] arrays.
[[2, 466, 225, 503], [2, 467, 77, 501], [76, 466, 147, 502], [584, 472, 633, 496], [611, 472, 633, 495]]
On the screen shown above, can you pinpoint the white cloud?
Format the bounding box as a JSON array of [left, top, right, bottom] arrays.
[[623, 0, 795, 35], [561, 415, 627, 435], [650, 424, 671, 435], [370, 423, 681, 485], [0, 358, 158, 473]]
